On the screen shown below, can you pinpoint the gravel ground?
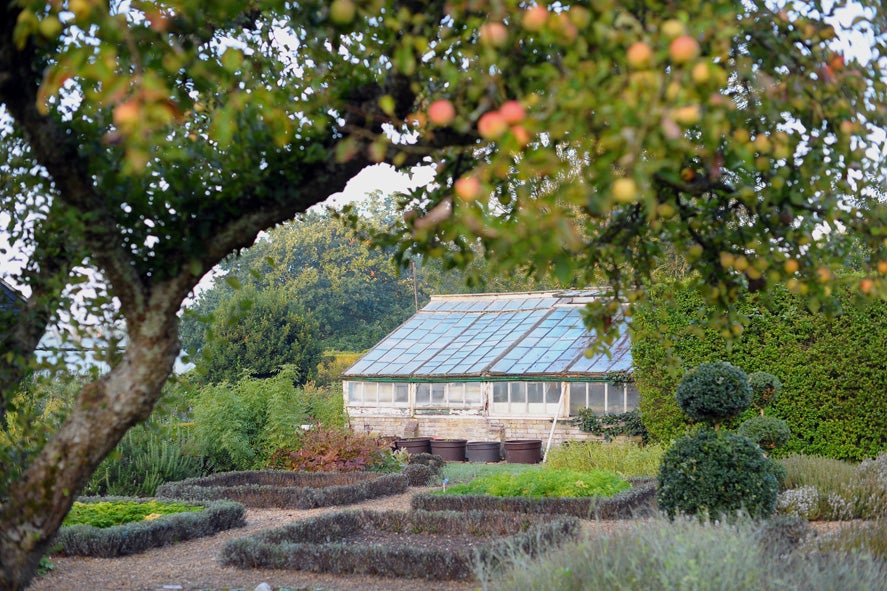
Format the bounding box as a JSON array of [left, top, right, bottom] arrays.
[[28, 488, 636, 591]]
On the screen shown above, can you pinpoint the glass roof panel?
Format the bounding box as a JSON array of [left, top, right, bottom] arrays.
[[343, 295, 633, 378]]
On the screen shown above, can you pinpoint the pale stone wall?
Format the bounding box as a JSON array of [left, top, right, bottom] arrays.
[[349, 414, 605, 447]]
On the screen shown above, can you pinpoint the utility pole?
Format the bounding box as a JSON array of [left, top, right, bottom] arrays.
[[410, 259, 419, 311]]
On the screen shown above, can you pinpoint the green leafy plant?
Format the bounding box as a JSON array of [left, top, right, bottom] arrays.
[[83, 424, 204, 497], [63, 500, 203, 529], [190, 370, 340, 472], [441, 467, 630, 499], [571, 408, 648, 441], [658, 428, 784, 520]]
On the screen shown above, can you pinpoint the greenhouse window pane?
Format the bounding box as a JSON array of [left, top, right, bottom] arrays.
[[588, 382, 607, 415], [528, 382, 544, 403], [626, 383, 640, 411], [465, 383, 482, 404], [569, 382, 586, 415], [510, 382, 526, 403], [416, 383, 431, 405], [545, 383, 561, 404], [493, 382, 508, 403], [431, 383, 445, 403]]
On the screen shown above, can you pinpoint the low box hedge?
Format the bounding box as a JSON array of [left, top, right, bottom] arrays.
[[54, 497, 245, 557], [156, 470, 408, 509], [220, 509, 579, 580], [410, 478, 657, 519]]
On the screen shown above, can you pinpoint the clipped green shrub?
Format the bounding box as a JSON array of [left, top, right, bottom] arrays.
[[220, 509, 580, 580], [156, 470, 408, 509], [748, 371, 782, 414], [738, 416, 791, 452], [675, 362, 752, 427], [544, 439, 665, 478], [54, 498, 244, 557], [657, 429, 784, 520], [412, 479, 657, 519]]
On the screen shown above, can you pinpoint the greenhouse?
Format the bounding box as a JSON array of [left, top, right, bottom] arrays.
[[342, 291, 639, 444]]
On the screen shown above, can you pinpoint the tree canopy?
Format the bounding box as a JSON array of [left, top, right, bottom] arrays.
[[0, 0, 885, 587]]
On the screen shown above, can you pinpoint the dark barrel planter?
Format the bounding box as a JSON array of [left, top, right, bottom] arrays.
[[430, 438, 468, 462], [504, 439, 543, 464], [394, 437, 432, 455], [466, 441, 502, 463]]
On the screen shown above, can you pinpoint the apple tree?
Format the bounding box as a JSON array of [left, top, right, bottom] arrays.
[[0, 0, 885, 588]]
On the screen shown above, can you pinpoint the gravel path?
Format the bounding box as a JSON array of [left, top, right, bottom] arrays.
[[29, 488, 635, 591]]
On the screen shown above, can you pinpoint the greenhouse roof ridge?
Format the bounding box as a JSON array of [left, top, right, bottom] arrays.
[[343, 290, 631, 380]]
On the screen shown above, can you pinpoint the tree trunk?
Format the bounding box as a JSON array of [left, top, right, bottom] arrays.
[[0, 304, 179, 590]]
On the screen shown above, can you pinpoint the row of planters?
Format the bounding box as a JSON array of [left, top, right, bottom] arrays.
[[395, 437, 543, 464]]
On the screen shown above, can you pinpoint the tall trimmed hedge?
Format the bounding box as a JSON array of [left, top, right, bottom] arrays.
[[631, 281, 887, 460]]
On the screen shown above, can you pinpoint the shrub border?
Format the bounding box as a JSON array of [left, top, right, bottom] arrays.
[[410, 478, 657, 519], [156, 470, 409, 509], [53, 497, 246, 557], [220, 509, 580, 580]]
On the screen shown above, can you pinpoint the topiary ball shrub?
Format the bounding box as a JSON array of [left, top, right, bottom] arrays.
[[657, 428, 783, 520], [738, 415, 790, 452], [675, 361, 752, 426], [748, 371, 782, 414]]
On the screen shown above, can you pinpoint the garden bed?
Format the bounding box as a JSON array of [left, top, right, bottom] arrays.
[[411, 478, 657, 519], [220, 509, 580, 580], [53, 497, 245, 558], [156, 470, 408, 509]]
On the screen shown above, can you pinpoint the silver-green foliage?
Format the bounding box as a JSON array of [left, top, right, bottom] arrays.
[[777, 452, 887, 520], [485, 516, 887, 591]]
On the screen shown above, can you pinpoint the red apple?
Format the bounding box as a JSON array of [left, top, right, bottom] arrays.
[[522, 5, 548, 32], [454, 176, 481, 201], [477, 111, 508, 140], [511, 124, 531, 147], [669, 35, 700, 64], [428, 99, 455, 126], [626, 41, 653, 69], [499, 100, 526, 124], [480, 22, 508, 47]]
